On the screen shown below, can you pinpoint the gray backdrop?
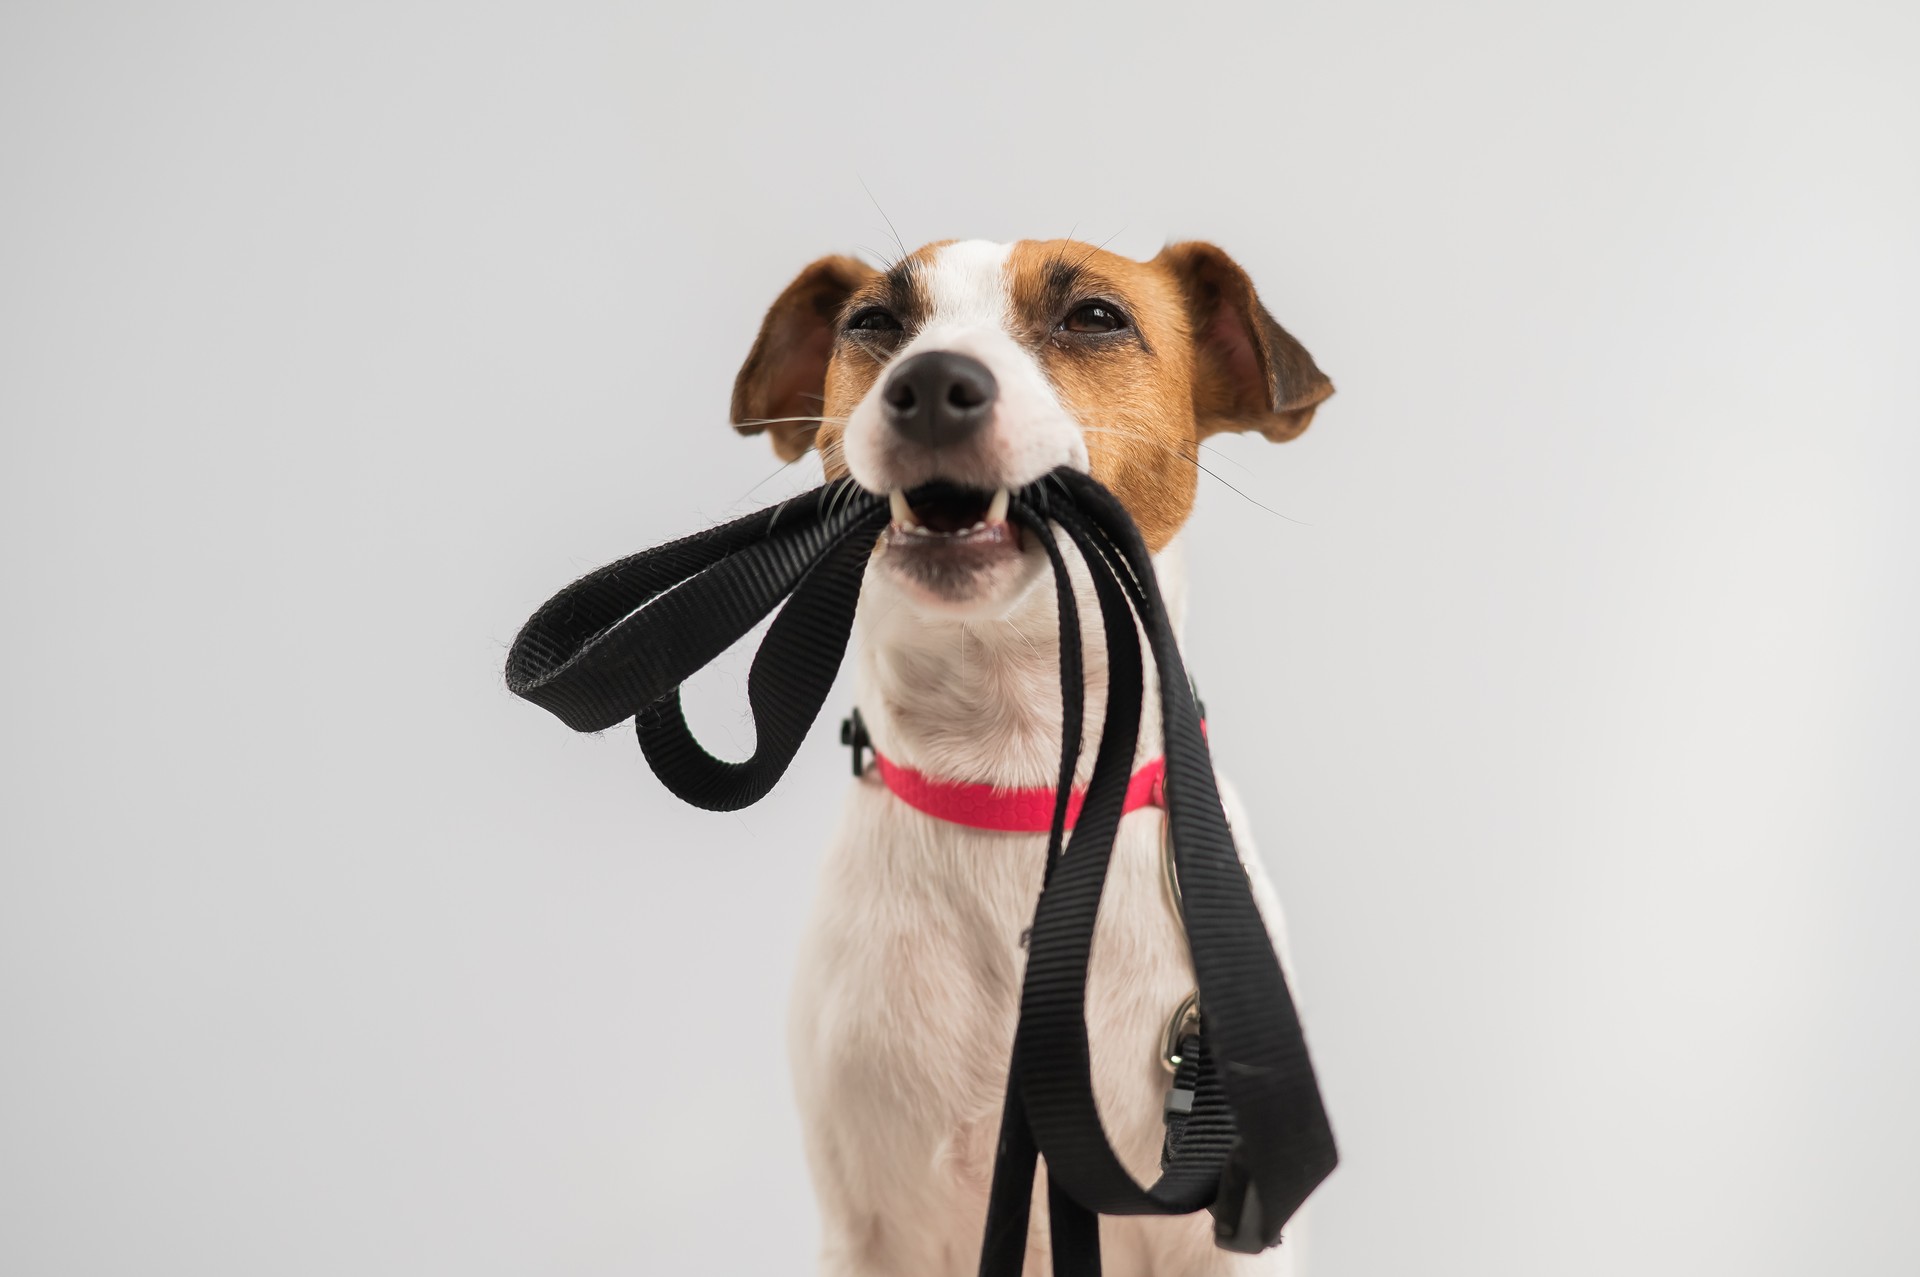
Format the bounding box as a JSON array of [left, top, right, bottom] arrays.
[[4, 3, 1916, 1274]]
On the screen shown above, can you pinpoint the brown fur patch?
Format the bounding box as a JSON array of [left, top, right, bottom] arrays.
[[1153, 242, 1335, 443], [1006, 240, 1201, 550], [732, 255, 876, 461]]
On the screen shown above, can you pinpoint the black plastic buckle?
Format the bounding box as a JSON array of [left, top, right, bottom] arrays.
[[1210, 1146, 1280, 1255], [840, 708, 872, 777]]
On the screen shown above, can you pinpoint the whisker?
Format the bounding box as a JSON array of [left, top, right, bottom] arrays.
[[768, 492, 796, 536], [735, 415, 851, 428], [818, 434, 848, 477], [1069, 226, 1126, 274], [832, 474, 869, 526], [1187, 459, 1309, 524], [821, 473, 849, 524], [739, 456, 800, 503], [858, 175, 909, 265], [1196, 440, 1256, 475], [1074, 426, 1309, 524]]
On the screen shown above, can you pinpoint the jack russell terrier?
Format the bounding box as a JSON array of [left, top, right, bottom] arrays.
[[730, 238, 1333, 1277]]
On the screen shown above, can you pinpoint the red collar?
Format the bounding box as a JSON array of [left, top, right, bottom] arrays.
[[864, 721, 1205, 832], [870, 748, 1168, 832]]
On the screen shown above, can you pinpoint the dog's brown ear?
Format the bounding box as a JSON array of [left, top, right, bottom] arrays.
[[732, 255, 876, 460], [1155, 241, 1333, 442]]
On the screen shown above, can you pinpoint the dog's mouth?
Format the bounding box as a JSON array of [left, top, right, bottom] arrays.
[[879, 482, 1026, 600], [887, 483, 1011, 539]]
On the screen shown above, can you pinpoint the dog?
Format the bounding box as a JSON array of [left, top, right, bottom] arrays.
[[730, 238, 1333, 1277]]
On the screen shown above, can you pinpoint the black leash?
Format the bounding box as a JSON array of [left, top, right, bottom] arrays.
[[505, 468, 1336, 1272]]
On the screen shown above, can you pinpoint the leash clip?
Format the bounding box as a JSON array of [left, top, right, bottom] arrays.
[[840, 708, 872, 778], [1160, 995, 1202, 1169], [1160, 991, 1201, 1074]]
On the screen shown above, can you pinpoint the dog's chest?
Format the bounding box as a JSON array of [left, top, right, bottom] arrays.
[[790, 779, 1197, 1202]]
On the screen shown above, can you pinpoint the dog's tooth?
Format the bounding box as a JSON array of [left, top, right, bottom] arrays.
[[889, 490, 916, 527], [986, 488, 1010, 525]]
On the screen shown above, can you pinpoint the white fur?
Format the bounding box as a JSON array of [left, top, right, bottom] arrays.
[[788, 243, 1309, 1276]]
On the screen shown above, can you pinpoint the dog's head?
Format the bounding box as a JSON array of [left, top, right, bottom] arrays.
[[733, 239, 1332, 617]]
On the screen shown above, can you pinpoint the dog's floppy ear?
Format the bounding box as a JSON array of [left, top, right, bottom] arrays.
[[1155, 241, 1333, 442], [731, 255, 876, 460]]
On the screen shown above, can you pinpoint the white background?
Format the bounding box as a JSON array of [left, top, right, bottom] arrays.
[[4, 3, 1917, 1274]]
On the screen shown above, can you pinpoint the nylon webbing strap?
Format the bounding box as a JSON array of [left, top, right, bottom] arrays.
[[505, 469, 1337, 1271]]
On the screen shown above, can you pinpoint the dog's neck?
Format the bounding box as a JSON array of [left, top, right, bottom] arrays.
[[853, 536, 1187, 791]]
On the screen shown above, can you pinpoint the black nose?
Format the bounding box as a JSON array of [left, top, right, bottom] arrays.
[[881, 351, 997, 447]]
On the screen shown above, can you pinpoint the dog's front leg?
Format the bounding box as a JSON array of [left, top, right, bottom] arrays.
[[788, 792, 1030, 1276]]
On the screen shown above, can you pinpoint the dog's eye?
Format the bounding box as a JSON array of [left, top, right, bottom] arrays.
[[1061, 301, 1129, 334], [848, 307, 903, 334]]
